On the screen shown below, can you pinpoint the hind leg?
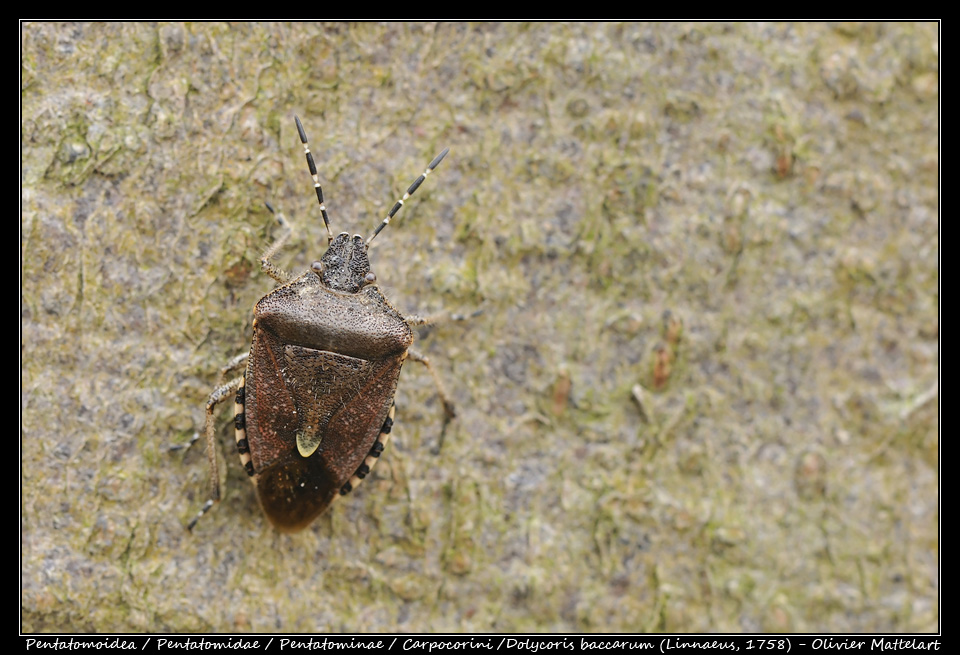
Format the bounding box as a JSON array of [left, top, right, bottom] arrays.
[[185, 374, 244, 531]]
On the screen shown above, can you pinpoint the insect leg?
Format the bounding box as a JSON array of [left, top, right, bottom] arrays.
[[187, 375, 244, 531], [260, 203, 295, 284], [406, 347, 456, 453], [405, 308, 483, 327], [170, 353, 250, 455], [218, 352, 249, 381]]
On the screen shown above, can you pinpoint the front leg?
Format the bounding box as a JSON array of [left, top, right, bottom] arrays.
[[405, 308, 482, 327], [260, 203, 294, 284]]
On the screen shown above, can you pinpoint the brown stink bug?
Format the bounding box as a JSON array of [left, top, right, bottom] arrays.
[[188, 117, 460, 532]]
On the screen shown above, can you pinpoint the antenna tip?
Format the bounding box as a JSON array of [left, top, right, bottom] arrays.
[[295, 116, 307, 143], [429, 148, 450, 170]]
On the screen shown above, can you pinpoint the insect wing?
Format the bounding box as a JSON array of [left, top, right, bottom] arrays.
[[246, 327, 403, 531]]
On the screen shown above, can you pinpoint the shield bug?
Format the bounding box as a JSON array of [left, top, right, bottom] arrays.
[[189, 117, 459, 532]]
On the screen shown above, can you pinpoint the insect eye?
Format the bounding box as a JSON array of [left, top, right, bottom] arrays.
[[311, 261, 324, 275], [363, 271, 377, 286]]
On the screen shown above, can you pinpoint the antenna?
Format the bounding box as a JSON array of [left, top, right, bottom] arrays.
[[366, 148, 449, 247], [295, 116, 334, 244]]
